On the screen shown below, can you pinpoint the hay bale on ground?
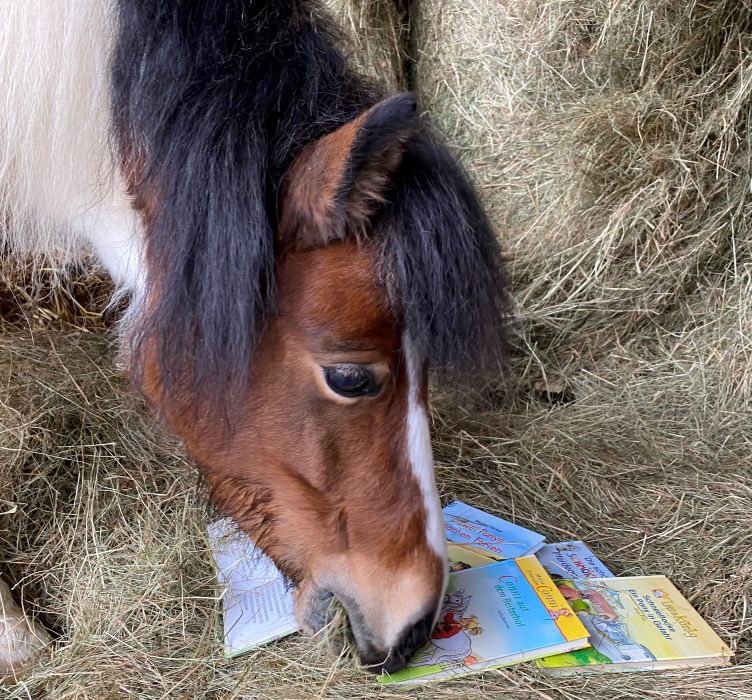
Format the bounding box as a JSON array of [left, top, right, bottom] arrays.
[[415, 0, 752, 374]]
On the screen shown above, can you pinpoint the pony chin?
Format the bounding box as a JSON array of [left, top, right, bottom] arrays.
[[293, 580, 336, 637]]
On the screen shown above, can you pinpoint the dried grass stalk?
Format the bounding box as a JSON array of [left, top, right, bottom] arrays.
[[323, 0, 408, 91]]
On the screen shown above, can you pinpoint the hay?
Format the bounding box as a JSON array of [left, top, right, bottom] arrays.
[[414, 0, 752, 373], [0, 257, 114, 331], [2, 0, 752, 696], [323, 0, 407, 91], [1, 299, 750, 698]]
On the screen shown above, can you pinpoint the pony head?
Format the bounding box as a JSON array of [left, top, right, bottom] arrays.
[[131, 93, 508, 673]]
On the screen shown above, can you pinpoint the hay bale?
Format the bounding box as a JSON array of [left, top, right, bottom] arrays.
[[414, 0, 752, 381], [323, 0, 407, 91]]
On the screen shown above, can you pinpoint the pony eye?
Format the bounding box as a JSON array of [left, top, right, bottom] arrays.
[[323, 365, 377, 398]]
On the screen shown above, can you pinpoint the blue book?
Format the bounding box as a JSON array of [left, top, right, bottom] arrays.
[[443, 501, 546, 559], [379, 558, 590, 684]]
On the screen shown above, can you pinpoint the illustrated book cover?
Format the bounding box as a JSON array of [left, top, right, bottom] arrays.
[[538, 575, 733, 673], [447, 542, 503, 572], [536, 541, 613, 579], [443, 501, 546, 559], [379, 556, 590, 684]]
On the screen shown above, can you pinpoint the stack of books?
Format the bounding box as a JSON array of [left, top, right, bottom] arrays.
[[207, 501, 733, 685]]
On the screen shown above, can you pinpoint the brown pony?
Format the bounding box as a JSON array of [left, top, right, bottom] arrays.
[[0, 0, 508, 675]]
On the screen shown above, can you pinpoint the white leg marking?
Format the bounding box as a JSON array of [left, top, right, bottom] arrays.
[[0, 578, 50, 676], [403, 335, 448, 565]]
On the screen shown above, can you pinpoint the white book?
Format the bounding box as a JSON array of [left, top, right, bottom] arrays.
[[535, 541, 613, 579], [207, 518, 298, 658]]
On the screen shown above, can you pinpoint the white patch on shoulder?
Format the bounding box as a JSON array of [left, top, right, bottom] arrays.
[[0, 0, 147, 360], [403, 335, 447, 565]]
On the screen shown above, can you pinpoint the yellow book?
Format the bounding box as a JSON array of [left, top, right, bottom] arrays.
[[538, 575, 733, 673], [379, 557, 589, 684]]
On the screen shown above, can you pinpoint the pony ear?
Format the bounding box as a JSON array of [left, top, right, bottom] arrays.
[[280, 93, 418, 246]]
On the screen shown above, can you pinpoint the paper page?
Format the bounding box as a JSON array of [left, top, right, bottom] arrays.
[[207, 518, 298, 657]]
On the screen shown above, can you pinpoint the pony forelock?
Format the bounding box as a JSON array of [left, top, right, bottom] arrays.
[[379, 129, 510, 381], [111, 0, 371, 420]]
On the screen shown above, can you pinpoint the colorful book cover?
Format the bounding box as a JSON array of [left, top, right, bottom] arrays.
[[538, 576, 733, 673], [443, 501, 546, 559], [447, 542, 503, 572], [536, 541, 613, 579], [207, 518, 298, 658], [379, 557, 590, 684]]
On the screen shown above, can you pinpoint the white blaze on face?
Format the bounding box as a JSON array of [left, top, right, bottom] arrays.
[[302, 339, 450, 655], [403, 335, 448, 582]]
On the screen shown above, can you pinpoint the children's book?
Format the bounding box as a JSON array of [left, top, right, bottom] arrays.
[[207, 518, 298, 658], [379, 557, 590, 684], [443, 501, 546, 559], [447, 542, 503, 572], [537, 576, 733, 673], [536, 541, 613, 579]]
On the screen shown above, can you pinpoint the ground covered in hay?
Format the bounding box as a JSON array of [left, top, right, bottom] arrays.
[[0, 275, 749, 700], [2, 0, 752, 698]]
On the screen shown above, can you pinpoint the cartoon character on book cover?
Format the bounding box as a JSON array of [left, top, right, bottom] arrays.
[[446, 542, 501, 573], [549, 576, 656, 665], [412, 589, 485, 668]]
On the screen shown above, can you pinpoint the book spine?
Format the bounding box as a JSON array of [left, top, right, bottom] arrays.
[[516, 557, 585, 643]]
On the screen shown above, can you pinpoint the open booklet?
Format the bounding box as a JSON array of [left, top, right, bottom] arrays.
[[207, 518, 297, 658]]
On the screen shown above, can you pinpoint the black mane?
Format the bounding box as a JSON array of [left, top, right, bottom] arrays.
[[112, 0, 508, 418]]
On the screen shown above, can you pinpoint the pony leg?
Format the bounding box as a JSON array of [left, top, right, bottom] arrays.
[[0, 577, 50, 676]]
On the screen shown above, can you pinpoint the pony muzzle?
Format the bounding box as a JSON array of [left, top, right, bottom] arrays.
[[351, 608, 437, 674], [294, 570, 443, 674]]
